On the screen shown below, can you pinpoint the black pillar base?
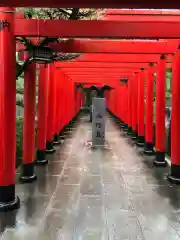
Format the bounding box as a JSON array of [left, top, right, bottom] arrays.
[[0, 184, 20, 212], [168, 164, 180, 184], [136, 136, 145, 147], [131, 131, 137, 140], [66, 127, 72, 132], [68, 121, 73, 128], [119, 121, 124, 127], [36, 149, 48, 165], [115, 117, 120, 124], [144, 142, 155, 155], [120, 122, 125, 128], [59, 128, 65, 136], [123, 124, 128, 132], [127, 127, 132, 136], [153, 151, 167, 167], [46, 140, 55, 154], [59, 135, 65, 140], [19, 163, 37, 183], [59, 129, 65, 140], [63, 127, 69, 135], [53, 134, 60, 145]]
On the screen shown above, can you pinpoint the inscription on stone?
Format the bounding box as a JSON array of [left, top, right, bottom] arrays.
[[92, 98, 106, 147]]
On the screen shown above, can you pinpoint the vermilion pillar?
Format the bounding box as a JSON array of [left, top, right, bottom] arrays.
[[127, 79, 132, 135], [46, 65, 56, 153], [53, 69, 60, 145], [36, 66, 49, 164], [118, 86, 122, 123], [168, 50, 180, 183], [67, 80, 75, 129], [154, 56, 167, 166], [59, 78, 66, 139], [137, 69, 145, 146], [124, 84, 128, 129], [117, 86, 121, 122], [0, 7, 20, 211], [114, 88, 118, 118], [121, 85, 128, 131], [20, 64, 37, 182], [144, 64, 155, 154], [62, 77, 68, 131], [58, 74, 64, 136], [131, 74, 138, 139]]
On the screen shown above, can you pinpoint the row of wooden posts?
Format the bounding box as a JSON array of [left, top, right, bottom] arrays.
[[107, 54, 180, 185]]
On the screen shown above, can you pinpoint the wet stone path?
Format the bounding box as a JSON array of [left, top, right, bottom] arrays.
[[1, 115, 180, 239]]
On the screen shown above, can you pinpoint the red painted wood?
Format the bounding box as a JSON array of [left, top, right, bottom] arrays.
[[123, 84, 128, 124], [46, 65, 56, 142], [57, 72, 64, 134], [54, 70, 61, 135], [137, 69, 145, 137], [57, 62, 172, 69], [23, 64, 36, 164], [37, 66, 49, 151], [145, 66, 154, 144], [155, 56, 166, 153], [131, 74, 138, 132], [62, 67, 141, 73], [0, 7, 16, 186], [67, 73, 134, 77], [117, 86, 121, 119], [127, 78, 132, 128], [14, 19, 180, 39], [57, 62, 150, 69], [103, 15, 180, 22], [50, 40, 178, 54], [74, 54, 173, 63], [53, 69, 59, 136], [59, 75, 65, 132], [171, 50, 180, 165], [105, 9, 180, 15]]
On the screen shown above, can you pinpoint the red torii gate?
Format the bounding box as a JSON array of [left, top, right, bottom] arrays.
[[1, 7, 180, 213]]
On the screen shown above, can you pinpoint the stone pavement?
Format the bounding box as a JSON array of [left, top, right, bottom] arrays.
[[1, 114, 180, 240]]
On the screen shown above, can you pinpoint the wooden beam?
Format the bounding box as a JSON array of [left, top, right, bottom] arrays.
[[62, 68, 140, 73], [57, 62, 172, 69], [105, 9, 180, 15], [56, 54, 173, 64], [50, 40, 179, 54], [14, 19, 180, 39], [103, 15, 180, 22], [56, 62, 150, 69]]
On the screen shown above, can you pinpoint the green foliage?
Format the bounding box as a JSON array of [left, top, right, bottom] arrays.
[[16, 76, 24, 107], [166, 70, 172, 105], [15, 8, 98, 78], [16, 117, 23, 166], [16, 8, 97, 20]]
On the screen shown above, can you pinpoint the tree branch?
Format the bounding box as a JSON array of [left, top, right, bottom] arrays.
[[69, 8, 80, 20], [57, 8, 71, 17]]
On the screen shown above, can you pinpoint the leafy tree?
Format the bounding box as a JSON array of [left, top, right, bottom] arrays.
[[15, 8, 99, 107]]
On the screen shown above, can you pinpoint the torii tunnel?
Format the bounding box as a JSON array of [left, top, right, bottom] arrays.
[[1, 5, 180, 239]]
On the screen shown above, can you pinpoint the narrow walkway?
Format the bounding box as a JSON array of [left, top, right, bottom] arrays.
[[1, 114, 180, 240]]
